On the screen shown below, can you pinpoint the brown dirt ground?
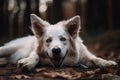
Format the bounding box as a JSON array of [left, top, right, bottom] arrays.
[[0, 61, 120, 80]]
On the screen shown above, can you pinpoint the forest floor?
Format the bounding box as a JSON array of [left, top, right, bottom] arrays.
[[0, 31, 120, 80]]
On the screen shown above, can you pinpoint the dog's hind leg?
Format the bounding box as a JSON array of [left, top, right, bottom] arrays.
[[0, 36, 35, 57], [0, 44, 20, 57], [0, 46, 16, 57]]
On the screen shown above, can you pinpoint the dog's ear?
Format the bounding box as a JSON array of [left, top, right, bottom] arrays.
[[64, 15, 81, 38], [31, 14, 49, 38]]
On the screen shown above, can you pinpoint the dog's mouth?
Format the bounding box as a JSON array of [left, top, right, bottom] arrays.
[[51, 57, 64, 68], [47, 51, 68, 68]]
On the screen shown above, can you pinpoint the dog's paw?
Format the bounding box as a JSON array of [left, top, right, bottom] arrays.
[[17, 58, 38, 70], [106, 60, 117, 66], [99, 60, 117, 68]]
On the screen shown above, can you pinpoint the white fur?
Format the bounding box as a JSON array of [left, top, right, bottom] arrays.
[[0, 14, 117, 69], [43, 24, 69, 58]]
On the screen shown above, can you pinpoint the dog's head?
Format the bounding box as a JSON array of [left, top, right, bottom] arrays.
[[31, 14, 81, 67]]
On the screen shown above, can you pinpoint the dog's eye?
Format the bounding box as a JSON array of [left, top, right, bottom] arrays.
[[60, 37, 66, 41], [46, 38, 52, 43]]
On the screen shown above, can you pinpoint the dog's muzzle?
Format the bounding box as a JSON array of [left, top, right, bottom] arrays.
[[48, 48, 67, 68], [51, 48, 62, 67]]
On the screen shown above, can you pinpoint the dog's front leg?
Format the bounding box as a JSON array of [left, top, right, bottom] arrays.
[[18, 51, 39, 70], [79, 43, 117, 68]]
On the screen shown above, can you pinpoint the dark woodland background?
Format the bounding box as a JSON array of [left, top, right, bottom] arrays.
[[0, 0, 120, 39]]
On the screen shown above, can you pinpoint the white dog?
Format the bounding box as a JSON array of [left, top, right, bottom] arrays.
[[0, 14, 117, 69]]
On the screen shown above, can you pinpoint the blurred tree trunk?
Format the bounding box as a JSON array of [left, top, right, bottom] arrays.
[[47, 1, 53, 23], [52, 0, 63, 24], [39, 0, 47, 20], [108, 0, 112, 30], [3, 0, 9, 36], [8, 0, 17, 38], [62, 0, 77, 19], [80, 0, 87, 34], [18, 0, 26, 36]]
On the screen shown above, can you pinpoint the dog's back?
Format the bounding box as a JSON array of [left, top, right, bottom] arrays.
[[0, 36, 37, 63]]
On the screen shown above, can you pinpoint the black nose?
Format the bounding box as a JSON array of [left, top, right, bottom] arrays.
[[52, 48, 61, 56]]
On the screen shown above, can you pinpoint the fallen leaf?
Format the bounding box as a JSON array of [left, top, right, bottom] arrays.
[[85, 68, 100, 75], [10, 74, 31, 79], [42, 68, 83, 79], [35, 68, 46, 72], [107, 65, 117, 74]]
